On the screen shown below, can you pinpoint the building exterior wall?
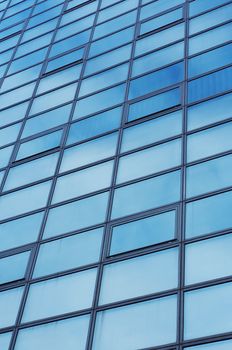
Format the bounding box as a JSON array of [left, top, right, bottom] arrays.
[[0, 0, 231, 349]]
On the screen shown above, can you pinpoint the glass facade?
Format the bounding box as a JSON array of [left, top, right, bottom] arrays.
[[0, 0, 231, 349]]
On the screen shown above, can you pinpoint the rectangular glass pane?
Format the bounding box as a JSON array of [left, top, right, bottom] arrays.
[[0, 287, 24, 329], [0, 251, 30, 284], [110, 210, 176, 255], [186, 339, 232, 350]]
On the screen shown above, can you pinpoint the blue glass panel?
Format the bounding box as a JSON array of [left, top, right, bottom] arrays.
[[140, 0, 184, 20], [189, 0, 229, 16]]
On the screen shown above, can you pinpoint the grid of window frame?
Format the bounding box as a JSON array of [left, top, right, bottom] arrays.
[[0, 0, 232, 349]]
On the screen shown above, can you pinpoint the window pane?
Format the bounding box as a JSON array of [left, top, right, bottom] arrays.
[[128, 87, 181, 122], [34, 228, 103, 278], [60, 133, 118, 172], [132, 41, 184, 77], [0, 332, 12, 350], [0, 181, 51, 221], [188, 66, 232, 103], [0, 122, 21, 148], [184, 283, 232, 340], [185, 191, 232, 239], [122, 110, 182, 152], [46, 47, 84, 73], [97, 0, 138, 23], [111, 170, 181, 219], [52, 161, 113, 203], [185, 234, 232, 285], [0, 82, 36, 110], [140, 0, 184, 20], [190, 0, 229, 16], [14, 315, 90, 350], [16, 130, 63, 161], [4, 153, 59, 191], [67, 107, 122, 145], [22, 269, 97, 322], [185, 339, 232, 350], [186, 155, 232, 198], [187, 122, 232, 162], [117, 139, 181, 183], [187, 92, 232, 131], [129, 62, 184, 100], [0, 212, 43, 252], [0, 102, 28, 128], [100, 248, 178, 304], [0, 145, 13, 168], [0, 251, 30, 284], [110, 210, 176, 255], [93, 295, 177, 349], [73, 84, 126, 120], [0, 287, 24, 328], [43, 192, 109, 238]]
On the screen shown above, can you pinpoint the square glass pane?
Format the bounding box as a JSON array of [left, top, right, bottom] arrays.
[[93, 295, 177, 349], [22, 269, 97, 322], [0, 251, 30, 284], [110, 210, 176, 255], [34, 228, 103, 278], [100, 247, 178, 304]]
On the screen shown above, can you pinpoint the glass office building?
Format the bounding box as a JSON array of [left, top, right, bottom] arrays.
[[0, 0, 232, 349]]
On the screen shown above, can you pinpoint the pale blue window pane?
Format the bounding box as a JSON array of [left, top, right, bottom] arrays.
[[0, 332, 12, 350], [22, 104, 72, 138], [94, 10, 137, 40], [93, 295, 177, 350], [117, 139, 181, 184], [0, 251, 30, 284], [129, 62, 184, 100], [110, 210, 176, 255], [61, 133, 118, 172], [186, 155, 232, 198], [15, 316, 89, 350], [185, 234, 232, 285], [27, 5, 63, 28], [101, 0, 119, 8], [97, 0, 138, 23], [0, 212, 43, 252], [15, 33, 53, 58], [79, 64, 128, 97], [0, 82, 36, 110], [140, 0, 184, 20], [128, 87, 181, 122], [186, 339, 232, 350], [111, 170, 181, 219], [22, 269, 97, 322], [73, 84, 126, 120], [46, 48, 84, 73], [84, 44, 132, 76], [0, 145, 14, 168], [21, 18, 58, 43], [184, 283, 232, 340], [8, 48, 48, 74], [64, 0, 97, 19], [132, 41, 184, 77], [0, 34, 19, 53], [29, 83, 77, 115], [0, 181, 51, 221], [4, 153, 59, 191], [43, 192, 109, 238], [53, 161, 113, 204], [0, 287, 24, 328], [60, 4, 96, 26], [185, 191, 232, 239], [55, 15, 94, 41], [6, 0, 34, 16], [0, 48, 14, 65], [135, 23, 184, 56], [67, 107, 122, 144], [100, 248, 178, 304], [140, 8, 183, 35], [1, 64, 42, 92], [188, 66, 232, 103], [49, 29, 91, 58], [189, 4, 232, 36], [16, 130, 62, 161], [190, 0, 229, 17], [34, 228, 103, 278], [0, 63, 7, 78], [37, 64, 82, 95], [0, 122, 21, 147], [122, 110, 182, 152], [187, 122, 232, 162], [89, 27, 134, 58], [189, 22, 232, 56], [187, 92, 232, 131], [188, 43, 232, 79]]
